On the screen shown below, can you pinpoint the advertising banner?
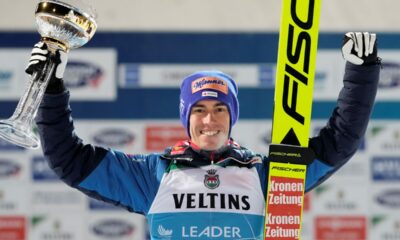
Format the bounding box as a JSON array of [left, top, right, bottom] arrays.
[[0, 48, 117, 101]]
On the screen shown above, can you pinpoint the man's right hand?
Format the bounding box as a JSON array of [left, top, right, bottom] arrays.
[[25, 41, 68, 93]]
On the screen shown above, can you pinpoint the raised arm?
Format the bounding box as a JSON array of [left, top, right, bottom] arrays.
[[29, 42, 162, 214], [26, 42, 108, 186], [305, 32, 381, 190]]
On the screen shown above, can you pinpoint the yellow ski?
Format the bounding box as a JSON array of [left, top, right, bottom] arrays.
[[265, 0, 321, 239]]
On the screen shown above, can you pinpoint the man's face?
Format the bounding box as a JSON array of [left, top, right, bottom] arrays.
[[189, 100, 230, 151]]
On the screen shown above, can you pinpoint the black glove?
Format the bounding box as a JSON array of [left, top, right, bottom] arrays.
[[342, 32, 381, 66], [25, 41, 68, 94]]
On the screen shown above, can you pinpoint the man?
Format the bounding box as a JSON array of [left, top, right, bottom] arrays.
[[28, 32, 380, 239]]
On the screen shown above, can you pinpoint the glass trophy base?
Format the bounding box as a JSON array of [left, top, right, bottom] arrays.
[[0, 119, 40, 149]]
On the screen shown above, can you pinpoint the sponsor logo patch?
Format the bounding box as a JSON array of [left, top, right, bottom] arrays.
[[182, 225, 241, 238], [192, 77, 228, 95], [201, 91, 218, 98], [157, 225, 173, 237], [204, 169, 220, 189]]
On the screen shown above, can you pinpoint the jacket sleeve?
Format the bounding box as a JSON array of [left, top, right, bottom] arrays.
[[305, 62, 380, 191], [35, 91, 163, 214]]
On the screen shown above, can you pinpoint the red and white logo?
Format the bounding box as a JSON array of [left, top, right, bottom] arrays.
[[0, 216, 26, 240], [146, 125, 187, 152], [315, 216, 366, 240]]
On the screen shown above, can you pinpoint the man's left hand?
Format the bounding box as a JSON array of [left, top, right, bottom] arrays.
[[342, 32, 379, 65]]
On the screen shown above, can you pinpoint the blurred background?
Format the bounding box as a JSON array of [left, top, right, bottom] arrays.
[[0, 0, 399, 239]]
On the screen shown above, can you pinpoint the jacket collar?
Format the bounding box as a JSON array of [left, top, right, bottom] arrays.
[[161, 139, 262, 167]]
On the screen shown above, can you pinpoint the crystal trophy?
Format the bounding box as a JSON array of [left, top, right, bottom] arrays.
[[0, 0, 97, 149]]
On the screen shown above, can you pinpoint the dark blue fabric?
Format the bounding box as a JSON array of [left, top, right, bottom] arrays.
[[307, 62, 380, 190], [35, 92, 108, 187]]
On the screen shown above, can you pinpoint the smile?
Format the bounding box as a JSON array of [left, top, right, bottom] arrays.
[[200, 130, 220, 136]]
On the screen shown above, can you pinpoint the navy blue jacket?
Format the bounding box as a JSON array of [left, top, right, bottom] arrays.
[[35, 62, 379, 240]]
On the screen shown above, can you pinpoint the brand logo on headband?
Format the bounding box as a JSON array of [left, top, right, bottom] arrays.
[[202, 91, 218, 98], [192, 77, 228, 95]]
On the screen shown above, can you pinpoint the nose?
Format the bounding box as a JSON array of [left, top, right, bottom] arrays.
[[203, 112, 216, 124]]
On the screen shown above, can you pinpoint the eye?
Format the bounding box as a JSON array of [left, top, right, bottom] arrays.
[[216, 106, 227, 113], [192, 108, 204, 113]]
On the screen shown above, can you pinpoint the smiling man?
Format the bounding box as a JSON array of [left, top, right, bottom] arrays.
[[180, 72, 238, 152], [189, 100, 230, 151], [29, 32, 381, 239]]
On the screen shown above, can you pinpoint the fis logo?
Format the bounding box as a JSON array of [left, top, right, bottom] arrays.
[[282, 1, 316, 124], [273, 0, 320, 147]]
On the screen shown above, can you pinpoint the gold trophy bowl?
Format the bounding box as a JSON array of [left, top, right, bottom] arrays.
[[0, 0, 97, 149]]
